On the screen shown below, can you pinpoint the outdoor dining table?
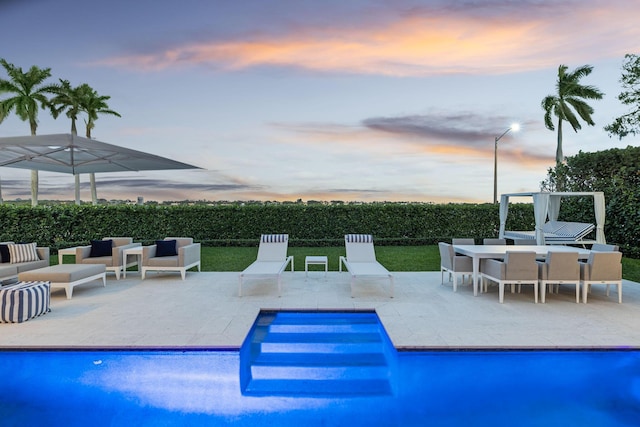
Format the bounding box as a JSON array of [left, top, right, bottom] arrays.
[[452, 245, 592, 296]]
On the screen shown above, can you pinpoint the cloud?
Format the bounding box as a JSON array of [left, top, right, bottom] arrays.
[[362, 113, 551, 163], [363, 114, 495, 144], [91, 1, 639, 76], [91, 178, 256, 192]]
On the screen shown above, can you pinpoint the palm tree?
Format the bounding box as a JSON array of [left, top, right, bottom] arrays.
[[0, 59, 59, 206], [50, 79, 89, 204], [541, 64, 604, 165], [80, 85, 121, 204]]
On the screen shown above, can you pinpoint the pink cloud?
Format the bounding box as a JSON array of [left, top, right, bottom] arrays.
[[92, 3, 640, 76]]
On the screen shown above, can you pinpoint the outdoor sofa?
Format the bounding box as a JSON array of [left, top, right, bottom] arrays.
[[0, 242, 50, 284]]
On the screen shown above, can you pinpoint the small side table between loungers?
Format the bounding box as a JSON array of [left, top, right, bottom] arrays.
[[305, 256, 328, 279]]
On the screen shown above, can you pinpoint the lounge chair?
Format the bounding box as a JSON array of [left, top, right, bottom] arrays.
[[438, 242, 473, 292], [504, 221, 595, 245], [339, 234, 394, 298], [238, 234, 294, 297], [75, 237, 140, 280], [141, 237, 201, 280], [481, 251, 539, 303], [580, 251, 623, 303], [537, 251, 580, 303]]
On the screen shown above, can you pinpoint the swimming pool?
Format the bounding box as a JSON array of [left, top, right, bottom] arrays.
[[2, 310, 640, 426], [2, 348, 639, 426]]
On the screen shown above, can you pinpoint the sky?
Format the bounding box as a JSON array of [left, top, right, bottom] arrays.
[[1, 0, 639, 204]]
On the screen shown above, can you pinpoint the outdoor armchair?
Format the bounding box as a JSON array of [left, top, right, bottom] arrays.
[[75, 237, 140, 280], [141, 237, 201, 280]]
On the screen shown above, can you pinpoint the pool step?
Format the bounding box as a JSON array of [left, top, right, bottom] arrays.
[[241, 311, 395, 396]]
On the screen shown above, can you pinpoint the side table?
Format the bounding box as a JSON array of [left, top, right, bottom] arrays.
[[122, 246, 144, 278], [305, 255, 328, 280]]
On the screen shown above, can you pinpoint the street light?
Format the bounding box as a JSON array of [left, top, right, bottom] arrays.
[[493, 123, 519, 204]]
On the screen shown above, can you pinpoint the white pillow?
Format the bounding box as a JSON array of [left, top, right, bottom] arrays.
[[9, 243, 40, 263]]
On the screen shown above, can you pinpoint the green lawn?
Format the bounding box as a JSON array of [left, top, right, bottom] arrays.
[[201, 246, 640, 282], [198, 246, 441, 272], [53, 245, 640, 282]]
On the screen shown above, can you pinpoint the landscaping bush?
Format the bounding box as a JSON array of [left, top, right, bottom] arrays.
[[0, 202, 535, 250], [0, 198, 636, 258]]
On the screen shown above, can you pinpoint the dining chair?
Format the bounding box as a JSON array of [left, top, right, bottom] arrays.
[[481, 251, 539, 303], [438, 242, 473, 292], [483, 238, 506, 245], [452, 238, 475, 245], [537, 251, 580, 303], [580, 251, 623, 303]]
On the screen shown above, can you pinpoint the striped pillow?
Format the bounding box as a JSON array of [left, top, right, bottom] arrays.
[[345, 234, 373, 243], [8, 243, 39, 264], [261, 234, 288, 243]]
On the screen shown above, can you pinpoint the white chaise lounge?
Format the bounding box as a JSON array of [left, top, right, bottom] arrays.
[[339, 234, 394, 298], [504, 221, 595, 245], [238, 234, 294, 297]]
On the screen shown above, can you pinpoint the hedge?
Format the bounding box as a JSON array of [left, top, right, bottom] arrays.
[[0, 203, 534, 249], [0, 201, 634, 256]]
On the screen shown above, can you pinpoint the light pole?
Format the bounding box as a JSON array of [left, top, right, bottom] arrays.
[[493, 123, 519, 204]]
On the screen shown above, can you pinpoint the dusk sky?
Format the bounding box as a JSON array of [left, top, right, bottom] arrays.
[[1, 0, 639, 203]]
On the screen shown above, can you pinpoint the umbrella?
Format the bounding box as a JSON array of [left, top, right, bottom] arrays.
[[0, 133, 201, 204]]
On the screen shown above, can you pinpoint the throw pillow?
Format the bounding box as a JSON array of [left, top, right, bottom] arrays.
[[0, 244, 10, 263], [90, 239, 113, 258], [155, 240, 177, 257], [8, 242, 39, 264]]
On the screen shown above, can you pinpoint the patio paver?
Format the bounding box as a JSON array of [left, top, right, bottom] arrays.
[[1, 271, 639, 349]]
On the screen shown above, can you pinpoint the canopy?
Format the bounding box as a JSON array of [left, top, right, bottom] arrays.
[[0, 133, 199, 174], [498, 192, 606, 244]]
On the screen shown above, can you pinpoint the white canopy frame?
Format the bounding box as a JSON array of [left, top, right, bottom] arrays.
[[498, 192, 606, 245]]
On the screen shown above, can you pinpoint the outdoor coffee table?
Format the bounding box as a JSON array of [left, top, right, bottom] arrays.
[[18, 264, 106, 299], [305, 256, 328, 279]]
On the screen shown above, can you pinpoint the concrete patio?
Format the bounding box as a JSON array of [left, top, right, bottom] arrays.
[[1, 270, 639, 349]]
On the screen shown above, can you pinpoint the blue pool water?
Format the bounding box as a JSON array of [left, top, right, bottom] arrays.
[[2, 349, 640, 426], [1, 310, 639, 426]]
